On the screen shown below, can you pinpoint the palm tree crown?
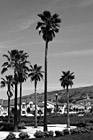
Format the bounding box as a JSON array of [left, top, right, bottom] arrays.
[[1, 75, 14, 97], [17, 52, 30, 83], [29, 64, 43, 84], [59, 71, 75, 89], [1, 50, 29, 78], [36, 10, 61, 42]]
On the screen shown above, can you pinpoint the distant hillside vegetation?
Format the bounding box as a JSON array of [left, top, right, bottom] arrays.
[[46, 85, 93, 103], [8, 85, 93, 104]]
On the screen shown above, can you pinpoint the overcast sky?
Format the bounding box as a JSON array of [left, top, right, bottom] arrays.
[[0, 0, 93, 99]]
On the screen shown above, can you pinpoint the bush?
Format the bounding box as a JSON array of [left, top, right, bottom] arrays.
[[84, 127, 90, 133], [75, 127, 87, 134], [34, 130, 45, 138], [44, 131, 54, 137], [63, 128, 71, 135], [18, 122, 26, 129], [80, 127, 86, 133], [6, 132, 16, 140], [77, 120, 87, 127], [55, 130, 64, 137], [19, 132, 30, 139], [70, 128, 79, 134], [34, 130, 54, 138], [0, 122, 14, 131], [48, 131, 54, 137]]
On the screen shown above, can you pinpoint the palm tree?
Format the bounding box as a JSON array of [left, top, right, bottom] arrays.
[[59, 71, 75, 128], [36, 10, 61, 131], [29, 64, 43, 128], [1, 49, 28, 131], [0, 75, 14, 122], [17, 51, 30, 124]]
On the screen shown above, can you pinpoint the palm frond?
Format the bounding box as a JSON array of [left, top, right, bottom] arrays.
[[29, 64, 43, 83], [36, 22, 45, 30], [0, 81, 6, 88], [3, 54, 10, 61], [2, 62, 9, 67], [1, 68, 8, 74]]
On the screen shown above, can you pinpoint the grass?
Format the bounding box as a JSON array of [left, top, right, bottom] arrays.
[[19, 114, 93, 126]]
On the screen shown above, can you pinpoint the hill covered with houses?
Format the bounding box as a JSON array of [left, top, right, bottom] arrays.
[[0, 85, 93, 117], [1, 85, 93, 106]]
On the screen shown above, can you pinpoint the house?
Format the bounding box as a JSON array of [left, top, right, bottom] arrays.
[[21, 101, 35, 116], [0, 99, 3, 116], [37, 101, 66, 115], [70, 103, 85, 113]]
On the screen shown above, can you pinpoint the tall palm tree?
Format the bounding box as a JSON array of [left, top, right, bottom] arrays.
[[36, 10, 61, 131], [59, 71, 75, 128], [29, 64, 43, 128], [1, 49, 28, 131], [0, 75, 14, 122], [17, 51, 29, 124]]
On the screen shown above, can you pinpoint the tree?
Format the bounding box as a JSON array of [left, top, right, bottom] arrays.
[[36, 10, 61, 131], [1, 49, 28, 131], [17, 51, 29, 124], [59, 70, 75, 128], [0, 75, 14, 122], [29, 64, 43, 128]]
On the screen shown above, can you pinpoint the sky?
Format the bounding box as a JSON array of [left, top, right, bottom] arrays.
[[0, 0, 93, 99]]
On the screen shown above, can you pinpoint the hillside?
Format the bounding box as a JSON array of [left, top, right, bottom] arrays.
[[45, 85, 93, 103], [14, 85, 93, 104], [5, 85, 93, 105]]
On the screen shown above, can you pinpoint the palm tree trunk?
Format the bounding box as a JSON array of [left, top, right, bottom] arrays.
[[14, 73, 18, 132], [67, 86, 70, 128], [34, 81, 37, 128], [44, 40, 48, 131], [7, 85, 10, 123], [19, 82, 22, 124], [8, 96, 10, 123]]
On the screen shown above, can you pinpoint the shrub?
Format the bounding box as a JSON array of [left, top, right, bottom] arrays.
[[6, 132, 16, 140], [0, 122, 14, 131], [48, 130, 54, 137], [77, 120, 86, 127], [76, 127, 86, 134], [86, 125, 92, 131], [34, 130, 45, 138], [34, 130, 54, 138], [18, 122, 26, 129], [90, 126, 93, 130], [63, 128, 71, 135], [55, 130, 64, 137], [84, 127, 90, 133], [80, 127, 86, 133], [44, 131, 54, 137], [19, 132, 30, 139], [70, 128, 79, 134], [70, 127, 90, 135]]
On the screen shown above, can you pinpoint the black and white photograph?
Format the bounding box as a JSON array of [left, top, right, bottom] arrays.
[[0, 0, 93, 139]]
